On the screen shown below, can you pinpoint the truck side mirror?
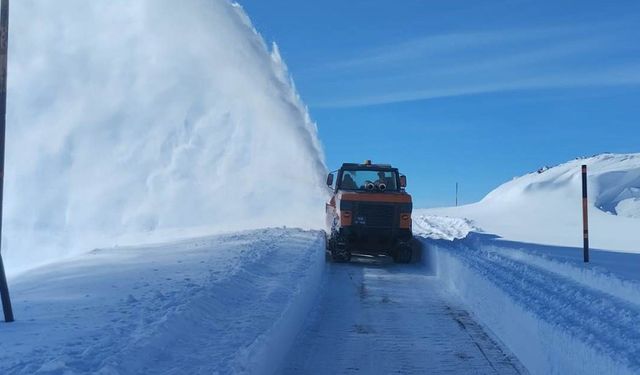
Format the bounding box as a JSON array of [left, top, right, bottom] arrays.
[[326, 173, 334, 187], [400, 175, 407, 188]]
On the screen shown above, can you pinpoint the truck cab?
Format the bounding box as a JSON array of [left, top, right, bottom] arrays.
[[325, 161, 413, 262]]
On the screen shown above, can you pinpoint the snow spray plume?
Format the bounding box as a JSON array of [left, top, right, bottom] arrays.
[[4, 0, 326, 274]]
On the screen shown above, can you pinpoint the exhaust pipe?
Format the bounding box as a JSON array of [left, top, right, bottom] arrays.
[[365, 182, 375, 191], [378, 183, 387, 191]]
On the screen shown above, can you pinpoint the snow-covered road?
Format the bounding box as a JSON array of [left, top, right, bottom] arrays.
[[16, 221, 638, 374], [1, 227, 529, 375], [281, 256, 524, 374]]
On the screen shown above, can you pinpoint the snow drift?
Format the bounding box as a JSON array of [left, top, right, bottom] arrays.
[[4, 0, 326, 274], [0, 229, 326, 374], [419, 153, 640, 252]]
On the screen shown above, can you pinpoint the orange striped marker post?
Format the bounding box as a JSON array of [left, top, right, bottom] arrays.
[[581, 165, 590, 263]]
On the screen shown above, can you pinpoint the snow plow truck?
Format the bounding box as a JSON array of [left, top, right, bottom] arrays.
[[325, 161, 414, 263]]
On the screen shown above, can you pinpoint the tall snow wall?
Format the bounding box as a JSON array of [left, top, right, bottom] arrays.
[[3, 0, 326, 274]]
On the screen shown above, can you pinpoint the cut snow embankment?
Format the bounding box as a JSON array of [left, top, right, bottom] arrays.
[[417, 210, 640, 373], [0, 228, 325, 375], [430, 236, 640, 375]]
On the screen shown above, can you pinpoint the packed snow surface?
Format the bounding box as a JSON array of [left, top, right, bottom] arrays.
[[0, 228, 325, 375], [5, 0, 326, 275], [418, 153, 640, 252], [282, 255, 523, 374]]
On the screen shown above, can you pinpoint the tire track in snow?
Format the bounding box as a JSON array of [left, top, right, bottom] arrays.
[[281, 258, 523, 374]]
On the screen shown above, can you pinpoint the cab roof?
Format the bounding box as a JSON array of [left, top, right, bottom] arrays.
[[341, 161, 394, 170]]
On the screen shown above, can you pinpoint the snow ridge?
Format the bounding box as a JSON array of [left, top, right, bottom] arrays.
[[432, 237, 640, 375], [413, 214, 479, 240]]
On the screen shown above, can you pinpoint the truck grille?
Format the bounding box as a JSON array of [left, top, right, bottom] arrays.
[[355, 203, 395, 227]]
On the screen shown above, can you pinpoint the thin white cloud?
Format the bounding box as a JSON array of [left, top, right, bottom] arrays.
[[306, 22, 640, 108], [318, 25, 598, 72], [314, 65, 640, 108]]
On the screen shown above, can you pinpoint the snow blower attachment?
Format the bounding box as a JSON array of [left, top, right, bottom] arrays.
[[325, 161, 414, 263]]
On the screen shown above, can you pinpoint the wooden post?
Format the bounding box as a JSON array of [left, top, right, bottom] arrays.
[[581, 165, 589, 263], [0, 0, 13, 322]]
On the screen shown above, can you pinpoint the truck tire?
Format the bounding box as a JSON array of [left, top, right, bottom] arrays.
[[410, 237, 423, 263], [331, 250, 351, 263], [327, 232, 351, 263], [324, 231, 330, 251], [393, 243, 412, 263]]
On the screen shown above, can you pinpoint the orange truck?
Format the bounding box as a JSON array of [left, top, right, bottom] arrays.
[[325, 161, 413, 263]]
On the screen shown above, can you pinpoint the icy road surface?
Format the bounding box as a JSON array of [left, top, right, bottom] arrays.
[[281, 255, 524, 374]]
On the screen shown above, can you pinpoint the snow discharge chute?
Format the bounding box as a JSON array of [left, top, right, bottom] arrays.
[[3, 0, 326, 274]]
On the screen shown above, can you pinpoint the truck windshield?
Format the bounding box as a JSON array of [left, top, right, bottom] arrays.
[[340, 170, 398, 191]]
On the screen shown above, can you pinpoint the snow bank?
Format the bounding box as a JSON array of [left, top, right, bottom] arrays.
[[0, 228, 325, 375], [615, 197, 640, 218], [424, 234, 640, 375], [413, 214, 478, 240], [483, 241, 640, 306], [421, 153, 640, 253], [4, 0, 326, 274]]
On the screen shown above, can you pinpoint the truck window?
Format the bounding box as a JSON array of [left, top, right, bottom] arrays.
[[340, 170, 398, 191]]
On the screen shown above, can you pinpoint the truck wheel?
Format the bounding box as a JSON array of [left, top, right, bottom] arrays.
[[331, 242, 351, 262], [410, 237, 423, 263], [327, 233, 350, 262], [393, 243, 412, 263], [331, 251, 351, 263], [324, 231, 330, 251]]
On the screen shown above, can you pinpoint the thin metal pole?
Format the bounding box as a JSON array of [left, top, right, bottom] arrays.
[[581, 165, 589, 263], [455, 182, 458, 207], [0, 0, 14, 322]]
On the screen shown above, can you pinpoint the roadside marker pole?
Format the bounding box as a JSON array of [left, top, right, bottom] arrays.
[[581, 165, 590, 263], [0, 0, 14, 322]]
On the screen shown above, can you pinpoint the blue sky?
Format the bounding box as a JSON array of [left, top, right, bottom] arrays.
[[239, 0, 640, 207]]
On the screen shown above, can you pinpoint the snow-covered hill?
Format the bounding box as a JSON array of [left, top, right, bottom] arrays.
[[417, 153, 640, 252], [415, 153, 640, 374]]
